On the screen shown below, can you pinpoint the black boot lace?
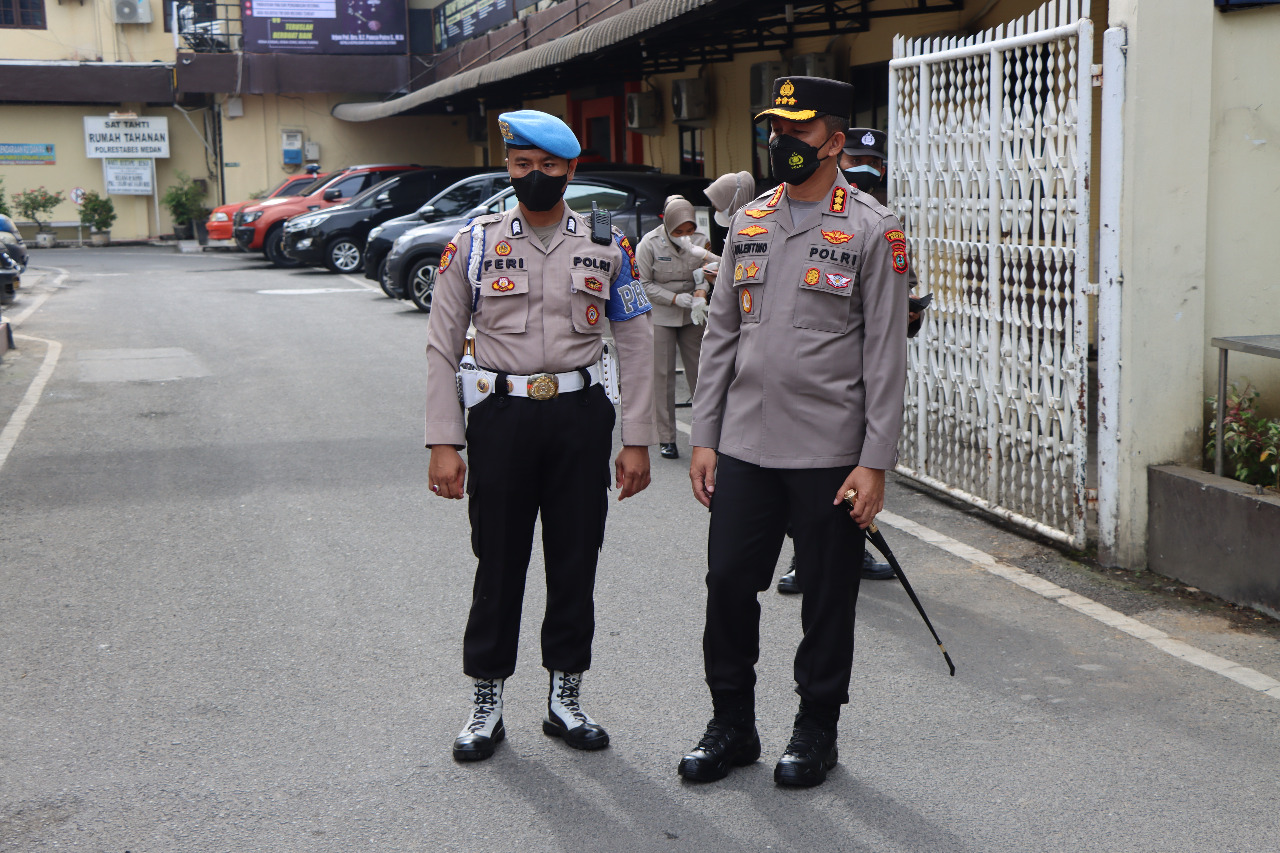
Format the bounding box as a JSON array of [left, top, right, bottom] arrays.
[[554, 672, 591, 725], [466, 679, 499, 734]]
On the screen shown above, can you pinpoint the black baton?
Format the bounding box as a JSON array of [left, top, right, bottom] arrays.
[[844, 491, 956, 676]]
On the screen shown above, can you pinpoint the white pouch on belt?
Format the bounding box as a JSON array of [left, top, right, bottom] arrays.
[[600, 341, 621, 405]]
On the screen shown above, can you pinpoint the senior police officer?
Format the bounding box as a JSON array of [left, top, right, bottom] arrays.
[[636, 195, 719, 459], [678, 77, 909, 788], [424, 110, 657, 762]]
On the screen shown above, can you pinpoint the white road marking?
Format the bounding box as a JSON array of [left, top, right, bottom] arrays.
[[256, 288, 368, 295], [340, 274, 380, 292], [876, 510, 1280, 702], [7, 266, 67, 326], [0, 335, 62, 474]]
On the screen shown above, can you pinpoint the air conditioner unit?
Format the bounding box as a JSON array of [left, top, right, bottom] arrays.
[[625, 91, 662, 134], [671, 78, 710, 122], [791, 53, 836, 79], [749, 61, 788, 113], [466, 113, 488, 145], [112, 0, 153, 24]]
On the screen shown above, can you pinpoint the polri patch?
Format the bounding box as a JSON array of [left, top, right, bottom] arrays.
[[439, 242, 457, 272], [492, 276, 516, 292], [885, 230, 909, 275], [585, 276, 603, 292], [804, 268, 821, 286], [740, 288, 753, 314], [821, 229, 854, 245], [495, 241, 512, 256], [825, 272, 851, 289], [586, 304, 600, 325]]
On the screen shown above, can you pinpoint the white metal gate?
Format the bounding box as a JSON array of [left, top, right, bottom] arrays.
[[889, 0, 1094, 548]]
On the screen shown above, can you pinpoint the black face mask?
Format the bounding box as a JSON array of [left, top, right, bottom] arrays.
[[768, 132, 835, 184], [509, 170, 568, 212], [843, 164, 883, 193]]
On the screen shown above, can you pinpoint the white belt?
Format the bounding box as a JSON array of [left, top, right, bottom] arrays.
[[460, 362, 603, 408]]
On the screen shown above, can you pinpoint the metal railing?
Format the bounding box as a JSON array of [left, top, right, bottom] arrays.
[[172, 2, 244, 53]]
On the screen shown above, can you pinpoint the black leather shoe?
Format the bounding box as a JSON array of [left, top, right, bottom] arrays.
[[777, 554, 801, 594], [660, 442, 679, 459], [453, 718, 505, 761], [862, 549, 895, 580], [678, 717, 762, 782], [774, 723, 838, 787]]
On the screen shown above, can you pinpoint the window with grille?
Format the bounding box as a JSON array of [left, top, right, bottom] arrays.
[[1, 0, 46, 28]]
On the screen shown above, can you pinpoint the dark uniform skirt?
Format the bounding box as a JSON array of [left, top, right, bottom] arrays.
[[461, 382, 615, 679]]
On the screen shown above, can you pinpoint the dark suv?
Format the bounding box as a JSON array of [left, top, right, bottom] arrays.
[[361, 171, 509, 286], [383, 171, 712, 311], [280, 167, 489, 273]]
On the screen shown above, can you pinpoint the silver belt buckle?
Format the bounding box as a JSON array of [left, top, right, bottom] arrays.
[[527, 373, 559, 401]]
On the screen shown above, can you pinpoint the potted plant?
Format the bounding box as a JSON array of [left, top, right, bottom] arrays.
[[12, 186, 65, 247], [160, 172, 208, 241], [79, 191, 117, 246]]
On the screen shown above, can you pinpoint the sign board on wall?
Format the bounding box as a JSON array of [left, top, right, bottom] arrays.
[[0, 143, 56, 165], [437, 0, 512, 48], [84, 116, 170, 159], [242, 0, 408, 53], [104, 159, 155, 195]]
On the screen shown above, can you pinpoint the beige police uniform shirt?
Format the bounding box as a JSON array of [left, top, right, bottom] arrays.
[[635, 225, 718, 328], [690, 172, 908, 469], [424, 205, 658, 448]]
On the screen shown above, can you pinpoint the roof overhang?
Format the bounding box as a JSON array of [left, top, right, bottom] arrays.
[[333, 0, 962, 121], [0, 60, 174, 105]]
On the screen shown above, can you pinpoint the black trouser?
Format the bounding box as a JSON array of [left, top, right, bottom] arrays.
[[462, 383, 614, 679], [704, 454, 865, 707]]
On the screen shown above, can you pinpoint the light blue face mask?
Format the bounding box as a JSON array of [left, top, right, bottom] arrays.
[[843, 164, 883, 193]]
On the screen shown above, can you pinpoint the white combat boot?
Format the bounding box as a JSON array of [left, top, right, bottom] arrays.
[[542, 670, 609, 751], [452, 677, 504, 762]]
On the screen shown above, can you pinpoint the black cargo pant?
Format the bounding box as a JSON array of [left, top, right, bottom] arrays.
[[461, 381, 614, 680], [704, 453, 865, 707]]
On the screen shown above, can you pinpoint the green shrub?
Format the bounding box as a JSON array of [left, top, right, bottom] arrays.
[[160, 172, 207, 227], [0, 177, 10, 218], [1207, 384, 1280, 491], [79, 191, 117, 232]]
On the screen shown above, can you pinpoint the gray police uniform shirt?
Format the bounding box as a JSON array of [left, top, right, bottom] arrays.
[[691, 173, 908, 469], [635, 225, 718, 328], [425, 205, 659, 448]]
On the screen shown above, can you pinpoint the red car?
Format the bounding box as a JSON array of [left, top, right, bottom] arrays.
[[206, 172, 326, 243], [234, 164, 419, 266]]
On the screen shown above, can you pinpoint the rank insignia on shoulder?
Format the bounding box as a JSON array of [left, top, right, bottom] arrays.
[[566, 216, 578, 233], [492, 276, 516, 291], [743, 208, 776, 220], [495, 241, 512, 256], [804, 268, 821, 285], [740, 289, 753, 314], [766, 184, 786, 208], [738, 224, 769, 237], [586, 304, 600, 325], [829, 187, 847, 213], [826, 272, 851, 289], [821, 229, 854, 245], [585, 276, 603, 292], [510, 218, 524, 236], [439, 242, 457, 272]]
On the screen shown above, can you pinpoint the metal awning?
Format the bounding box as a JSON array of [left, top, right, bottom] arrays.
[[333, 0, 713, 121], [333, 0, 962, 121]]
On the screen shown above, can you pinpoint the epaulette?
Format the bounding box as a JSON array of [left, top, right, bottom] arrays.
[[469, 212, 504, 226], [846, 188, 894, 220]]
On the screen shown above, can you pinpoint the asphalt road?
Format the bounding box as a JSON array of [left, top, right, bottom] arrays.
[[2, 247, 1278, 852]]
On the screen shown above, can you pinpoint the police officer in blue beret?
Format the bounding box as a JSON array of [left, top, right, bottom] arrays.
[[424, 109, 658, 762]]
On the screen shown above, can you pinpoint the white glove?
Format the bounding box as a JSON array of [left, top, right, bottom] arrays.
[[673, 292, 696, 309], [690, 297, 709, 326]]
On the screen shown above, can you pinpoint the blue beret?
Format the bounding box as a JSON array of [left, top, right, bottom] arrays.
[[497, 110, 581, 160]]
